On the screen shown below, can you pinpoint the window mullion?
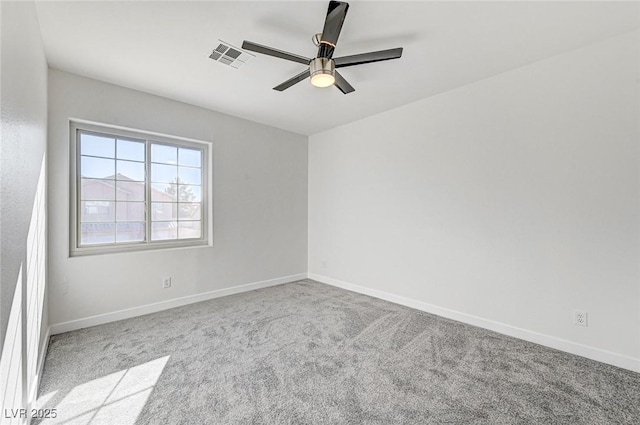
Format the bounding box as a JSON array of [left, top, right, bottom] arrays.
[[146, 140, 152, 244], [76, 130, 82, 249], [114, 138, 118, 243]]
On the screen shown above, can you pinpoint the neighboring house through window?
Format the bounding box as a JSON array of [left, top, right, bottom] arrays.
[[70, 121, 210, 255]]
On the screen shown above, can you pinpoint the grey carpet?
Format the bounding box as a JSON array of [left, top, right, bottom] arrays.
[[36, 280, 640, 424]]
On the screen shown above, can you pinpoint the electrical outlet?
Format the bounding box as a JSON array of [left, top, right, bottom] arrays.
[[574, 310, 588, 327], [162, 277, 171, 289]]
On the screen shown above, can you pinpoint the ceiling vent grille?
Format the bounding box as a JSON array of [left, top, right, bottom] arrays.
[[209, 40, 253, 69]]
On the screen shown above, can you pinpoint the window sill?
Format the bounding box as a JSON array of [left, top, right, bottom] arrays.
[[69, 239, 211, 257]]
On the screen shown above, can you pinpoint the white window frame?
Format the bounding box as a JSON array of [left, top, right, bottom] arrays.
[[70, 120, 211, 256]]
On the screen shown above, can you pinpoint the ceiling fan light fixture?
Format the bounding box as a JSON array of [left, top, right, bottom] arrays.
[[310, 57, 335, 88], [311, 73, 335, 88]]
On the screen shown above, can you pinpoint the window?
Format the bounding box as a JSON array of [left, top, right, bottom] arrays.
[[70, 121, 209, 255]]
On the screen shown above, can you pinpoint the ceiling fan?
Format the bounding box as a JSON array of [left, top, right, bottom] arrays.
[[242, 1, 403, 94]]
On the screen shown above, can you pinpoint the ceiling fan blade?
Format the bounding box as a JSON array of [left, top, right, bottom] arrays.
[[273, 69, 311, 91], [334, 47, 403, 68], [242, 41, 310, 65], [320, 1, 349, 47], [334, 71, 355, 94]]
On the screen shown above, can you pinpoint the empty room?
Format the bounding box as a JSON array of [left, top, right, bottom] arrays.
[[1, 0, 639, 423]]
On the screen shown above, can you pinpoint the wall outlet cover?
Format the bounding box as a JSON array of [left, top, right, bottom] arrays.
[[163, 277, 172, 288], [574, 310, 588, 327]]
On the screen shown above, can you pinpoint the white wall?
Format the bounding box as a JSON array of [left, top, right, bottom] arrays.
[[309, 31, 640, 368], [1, 0, 49, 417], [48, 69, 307, 327]]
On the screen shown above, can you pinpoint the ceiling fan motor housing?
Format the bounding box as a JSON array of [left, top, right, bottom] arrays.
[[309, 57, 335, 87]]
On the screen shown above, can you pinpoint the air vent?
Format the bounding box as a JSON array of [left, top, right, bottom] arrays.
[[208, 40, 253, 69]]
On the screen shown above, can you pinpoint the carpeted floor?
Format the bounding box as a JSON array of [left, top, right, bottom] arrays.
[[36, 280, 640, 424]]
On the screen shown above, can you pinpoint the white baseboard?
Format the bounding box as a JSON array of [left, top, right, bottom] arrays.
[[36, 327, 50, 383], [50, 273, 307, 335], [28, 326, 50, 416], [308, 273, 640, 374]]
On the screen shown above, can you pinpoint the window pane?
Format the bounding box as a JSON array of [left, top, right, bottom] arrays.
[[151, 203, 177, 221], [178, 221, 201, 239], [80, 201, 115, 222], [176, 184, 199, 202], [178, 167, 201, 185], [180, 185, 201, 202], [80, 223, 115, 245], [151, 144, 177, 164], [116, 222, 145, 242], [116, 202, 145, 222], [81, 156, 115, 179], [80, 133, 115, 158], [151, 163, 177, 183], [151, 183, 177, 202], [117, 139, 145, 162], [116, 181, 145, 201], [81, 179, 115, 201], [117, 160, 145, 182], [151, 221, 177, 241], [178, 203, 201, 220], [178, 148, 201, 167]]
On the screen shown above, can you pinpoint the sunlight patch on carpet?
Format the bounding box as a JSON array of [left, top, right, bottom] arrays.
[[37, 356, 169, 425]]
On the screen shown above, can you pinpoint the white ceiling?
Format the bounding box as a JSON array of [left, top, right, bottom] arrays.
[[34, 1, 639, 135]]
